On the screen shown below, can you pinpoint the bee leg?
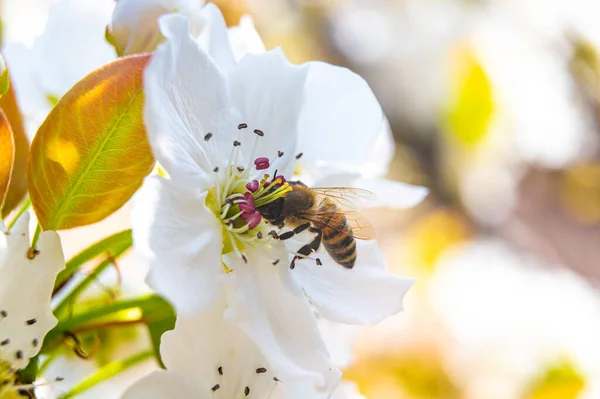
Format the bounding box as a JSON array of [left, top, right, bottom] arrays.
[[308, 228, 322, 252], [290, 229, 322, 270], [277, 223, 311, 241]]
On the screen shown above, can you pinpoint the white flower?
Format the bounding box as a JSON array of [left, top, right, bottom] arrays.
[[134, 12, 420, 394], [121, 290, 282, 399], [122, 293, 367, 399], [227, 15, 266, 62], [3, 0, 116, 135], [0, 213, 65, 395], [107, 0, 208, 56]]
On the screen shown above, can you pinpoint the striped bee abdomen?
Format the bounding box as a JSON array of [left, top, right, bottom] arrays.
[[322, 214, 356, 269]]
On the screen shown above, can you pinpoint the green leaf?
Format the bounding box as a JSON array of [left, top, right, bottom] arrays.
[[443, 50, 494, 146], [138, 295, 176, 368], [46, 294, 175, 367], [58, 350, 154, 399], [16, 356, 38, 385], [27, 54, 154, 230], [54, 229, 132, 295]]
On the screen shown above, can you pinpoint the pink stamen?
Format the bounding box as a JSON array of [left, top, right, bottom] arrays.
[[243, 193, 255, 207], [246, 180, 260, 192], [254, 157, 270, 170], [241, 211, 262, 229], [239, 203, 255, 213]]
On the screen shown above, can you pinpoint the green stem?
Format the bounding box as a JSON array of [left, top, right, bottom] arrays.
[[6, 196, 31, 230], [58, 350, 154, 399], [30, 223, 41, 246], [53, 229, 132, 295], [46, 295, 157, 346], [53, 259, 116, 317]]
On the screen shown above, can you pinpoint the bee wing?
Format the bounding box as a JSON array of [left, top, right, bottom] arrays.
[[300, 208, 377, 240], [311, 187, 376, 210]]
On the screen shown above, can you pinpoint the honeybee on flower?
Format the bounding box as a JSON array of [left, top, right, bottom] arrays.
[[132, 6, 426, 394]]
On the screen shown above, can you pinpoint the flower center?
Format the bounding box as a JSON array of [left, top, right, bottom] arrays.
[[204, 125, 293, 263], [0, 359, 16, 397]]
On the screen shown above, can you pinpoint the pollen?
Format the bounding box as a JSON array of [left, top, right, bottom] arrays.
[[203, 125, 293, 264]]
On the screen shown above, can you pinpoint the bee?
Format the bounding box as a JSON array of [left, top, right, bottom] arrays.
[[257, 181, 375, 269]]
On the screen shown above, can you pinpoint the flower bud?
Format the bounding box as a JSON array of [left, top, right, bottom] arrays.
[[107, 0, 204, 56]]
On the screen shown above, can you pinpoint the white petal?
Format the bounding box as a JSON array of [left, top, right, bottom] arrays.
[[30, 0, 115, 96], [4, 0, 116, 135], [161, 295, 277, 398], [313, 173, 428, 210], [297, 62, 383, 166], [294, 240, 414, 324], [225, 251, 341, 394], [228, 48, 308, 177], [195, 3, 235, 72], [353, 177, 428, 209], [132, 176, 223, 314], [330, 381, 366, 399], [145, 14, 234, 188], [109, 0, 174, 55], [227, 15, 266, 61], [319, 319, 358, 369], [0, 213, 65, 369], [362, 117, 395, 178], [121, 370, 205, 399]]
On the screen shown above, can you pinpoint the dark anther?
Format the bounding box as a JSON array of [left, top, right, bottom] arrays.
[[1, 339, 9, 346], [272, 259, 280, 265], [212, 384, 220, 392], [245, 386, 250, 396], [257, 231, 263, 239], [27, 248, 40, 259], [295, 153, 303, 159], [213, 167, 219, 173], [316, 258, 322, 266], [233, 140, 241, 147], [238, 123, 248, 129], [218, 366, 223, 375], [242, 254, 248, 263], [55, 377, 65, 382], [0, 310, 6, 317], [225, 198, 234, 206], [32, 339, 38, 347], [26, 318, 37, 325], [15, 350, 23, 359], [256, 367, 267, 374], [277, 150, 284, 157], [253, 129, 264, 137], [17, 389, 28, 396], [269, 231, 279, 239], [204, 132, 213, 141], [237, 166, 245, 172], [274, 377, 280, 382]]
